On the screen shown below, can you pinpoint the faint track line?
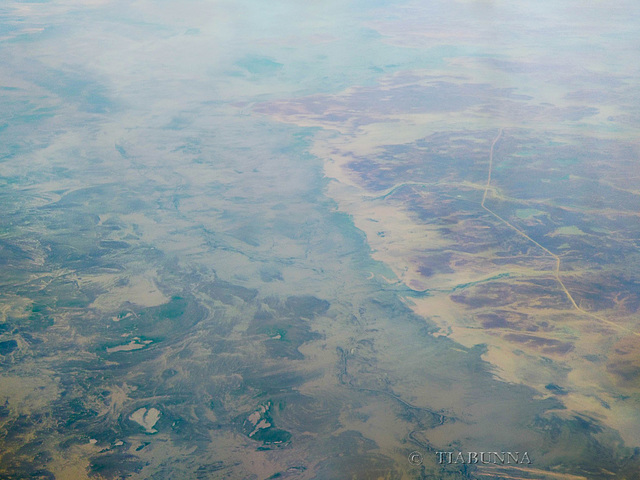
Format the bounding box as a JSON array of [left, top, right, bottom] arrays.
[[481, 129, 639, 337]]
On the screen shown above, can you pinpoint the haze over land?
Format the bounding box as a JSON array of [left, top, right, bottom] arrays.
[[1, 0, 639, 479]]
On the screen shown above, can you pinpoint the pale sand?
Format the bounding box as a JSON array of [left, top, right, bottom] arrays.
[[0, 374, 61, 414], [130, 407, 161, 433], [106, 338, 152, 353], [48, 442, 102, 480], [87, 270, 169, 311]]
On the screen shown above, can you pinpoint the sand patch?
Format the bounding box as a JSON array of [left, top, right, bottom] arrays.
[[106, 337, 152, 353], [130, 407, 161, 433], [0, 374, 60, 414], [87, 270, 169, 311]]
